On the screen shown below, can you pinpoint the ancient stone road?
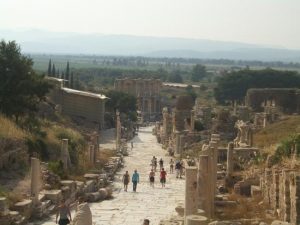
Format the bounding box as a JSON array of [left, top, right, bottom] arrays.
[[36, 126, 185, 225]]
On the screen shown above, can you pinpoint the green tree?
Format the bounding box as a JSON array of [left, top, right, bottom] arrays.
[[167, 70, 183, 83], [191, 64, 206, 82], [65, 61, 70, 84], [70, 72, 74, 89], [47, 59, 52, 76], [214, 68, 300, 104], [0, 40, 52, 120], [51, 64, 56, 77], [105, 90, 137, 113], [185, 85, 197, 102]]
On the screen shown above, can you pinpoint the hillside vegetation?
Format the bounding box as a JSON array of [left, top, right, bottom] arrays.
[[253, 115, 300, 148]]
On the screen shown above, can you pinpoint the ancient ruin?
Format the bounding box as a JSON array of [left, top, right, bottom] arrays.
[[114, 78, 162, 121]]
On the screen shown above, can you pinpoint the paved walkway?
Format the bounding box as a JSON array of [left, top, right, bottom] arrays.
[[35, 126, 185, 225]]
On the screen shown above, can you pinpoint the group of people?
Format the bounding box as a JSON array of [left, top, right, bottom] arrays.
[[122, 169, 140, 192]]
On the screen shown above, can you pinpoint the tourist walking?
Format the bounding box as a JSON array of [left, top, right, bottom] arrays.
[[131, 141, 133, 149], [159, 158, 164, 171], [149, 169, 155, 188], [122, 171, 130, 192], [180, 160, 185, 178], [169, 158, 174, 173], [151, 156, 157, 171], [160, 168, 167, 188], [56, 200, 72, 225], [132, 169, 140, 192], [175, 160, 181, 178]]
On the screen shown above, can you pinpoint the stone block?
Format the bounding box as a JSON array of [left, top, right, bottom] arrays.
[[0, 197, 9, 216], [271, 221, 291, 225], [13, 199, 32, 219], [186, 214, 208, 225], [84, 173, 100, 180], [251, 185, 262, 196], [61, 186, 71, 200], [60, 180, 77, 193], [43, 190, 62, 204], [84, 180, 96, 193], [98, 188, 108, 200]]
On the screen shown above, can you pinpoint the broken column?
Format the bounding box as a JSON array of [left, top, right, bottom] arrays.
[[89, 145, 95, 166], [175, 131, 181, 156], [61, 139, 71, 171], [116, 110, 121, 151], [0, 197, 8, 216], [226, 142, 234, 177], [185, 165, 198, 223], [31, 157, 41, 206], [186, 215, 208, 225], [198, 155, 211, 218]]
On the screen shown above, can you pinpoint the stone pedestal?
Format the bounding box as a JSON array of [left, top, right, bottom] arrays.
[[186, 215, 208, 225], [0, 197, 8, 216], [31, 157, 41, 205], [185, 166, 198, 222]]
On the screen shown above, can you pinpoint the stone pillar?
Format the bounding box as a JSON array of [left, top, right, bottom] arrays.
[[198, 155, 211, 218], [0, 197, 8, 216], [61, 139, 71, 171], [263, 113, 267, 128], [226, 142, 234, 177], [89, 145, 95, 165], [186, 215, 208, 225], [31, 157, 41, 205], [116, 111, 121, 151], [185, 166, 198, 223], [175, 131, 181, 155], [190, 110, 195, 132]]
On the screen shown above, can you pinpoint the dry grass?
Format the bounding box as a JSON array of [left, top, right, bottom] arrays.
[[253, 115, 300, 148], [0, 114, 28, 139]]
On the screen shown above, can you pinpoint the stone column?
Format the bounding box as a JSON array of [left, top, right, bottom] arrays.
[[263, 113, 267, 128], [190, 110, 195, 132], [0, 197, 8, 216], [116, 111, 121, 151], [226, 142, 234, 177], [185, 166, 198, 223], [31, 157, 41, 205], [198, 155, 211, 218], [186, 215, 208, 225], [61, 139, 71, 171], [89, 145, 95, 166], [175, 131, 181, 155]]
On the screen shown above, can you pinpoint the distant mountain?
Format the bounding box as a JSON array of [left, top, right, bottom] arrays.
[[1, 29, 300, 62]]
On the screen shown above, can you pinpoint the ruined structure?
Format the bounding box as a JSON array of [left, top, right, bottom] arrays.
[[114, 78, 162, 121], [47, 77, 107, 129], [246, 88, 300, 114], [234, 120, 253, 147]]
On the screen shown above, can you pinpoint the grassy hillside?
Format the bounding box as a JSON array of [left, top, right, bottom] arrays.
[[0, 114, 29, 139], [253, 115, 300, 148]]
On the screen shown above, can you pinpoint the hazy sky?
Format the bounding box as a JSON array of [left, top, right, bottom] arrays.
[[0, 0, 299, 49]]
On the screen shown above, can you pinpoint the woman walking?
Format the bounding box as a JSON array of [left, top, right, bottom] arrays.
[[149, 169, 155, 188], [56, 200, 72, 225], [122, 171, 130, 191], [160, 168, 167, 188]]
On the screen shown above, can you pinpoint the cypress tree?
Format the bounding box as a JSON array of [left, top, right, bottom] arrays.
[[51, 64, 56, 77], [47, 59, 52, 76], [70, 72, 74, 89], [65, 61, 70, 82]]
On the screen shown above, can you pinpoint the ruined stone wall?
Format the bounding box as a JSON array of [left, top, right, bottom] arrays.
[[260, 168, 300, 225], [61, 91, 105, 127], [115, 78, 162, 121], [245, 88, 300, 114]]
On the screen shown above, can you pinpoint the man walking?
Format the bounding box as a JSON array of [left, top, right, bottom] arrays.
[[143, 219, 150, 225], [132, 169, 140, 192]]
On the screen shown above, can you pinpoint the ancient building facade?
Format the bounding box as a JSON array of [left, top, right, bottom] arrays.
[[245, 88, 300, 114], [47, 77, 107, 129], [114, 78, 162, 121]]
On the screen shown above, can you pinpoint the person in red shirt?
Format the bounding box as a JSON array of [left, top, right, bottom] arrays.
[[160, 168, 167, 188]]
